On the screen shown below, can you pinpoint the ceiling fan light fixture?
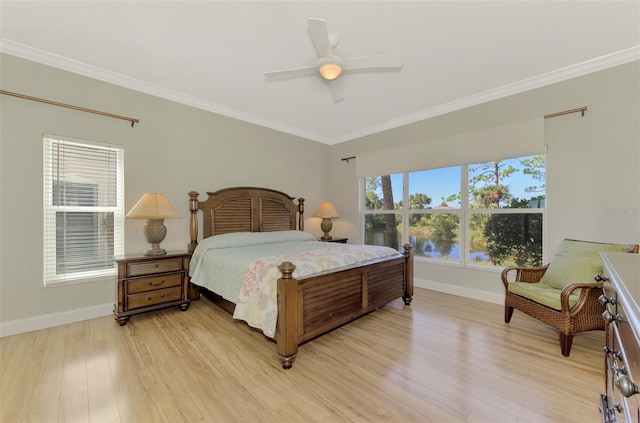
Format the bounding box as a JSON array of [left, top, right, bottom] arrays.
[[265, 19, 403, 101], [318, 57, 343, 80]]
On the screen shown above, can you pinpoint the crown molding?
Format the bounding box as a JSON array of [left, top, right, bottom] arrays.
[[330, 46, 640, 145], [0, 39, 327, 142], [2, 39, 638, 145]]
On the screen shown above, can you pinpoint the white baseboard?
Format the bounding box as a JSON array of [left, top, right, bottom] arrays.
[[0, 280, 503, 338], [414, 277, 504, 305], [0, 303, 113, 338]]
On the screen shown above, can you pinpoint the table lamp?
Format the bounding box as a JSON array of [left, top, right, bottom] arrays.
[[126, 193, 181, 256], [313, 202, 339, 240]]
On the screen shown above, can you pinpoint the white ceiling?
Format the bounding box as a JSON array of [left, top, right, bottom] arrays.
[[1, 1, 639, 145]]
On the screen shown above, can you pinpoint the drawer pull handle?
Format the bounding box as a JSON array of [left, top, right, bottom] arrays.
[[602, 310, 623, 324], [160, 294, 165, 298], [594, 274, 609, 283], [598, 294, 616, 306], [147, 296, 152, 301], [148, 280, 165, 287], [608, 403, 622, 415], [599, 394, 620, 423], [613, 362, 626, 376], [603, 346, 621, 359], [154, 263, 159, 268], [616, 375, 640, 398]]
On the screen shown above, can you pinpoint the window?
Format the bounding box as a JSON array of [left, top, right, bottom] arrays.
[[363, 154, 545, 268], [466, 156, 545, 267], [407, 166, 462, 261], [43, 135, 124, 285], [364, 174, 403, 250]]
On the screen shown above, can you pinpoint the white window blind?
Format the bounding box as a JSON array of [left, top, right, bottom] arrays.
[[43, 135, 124, 285]]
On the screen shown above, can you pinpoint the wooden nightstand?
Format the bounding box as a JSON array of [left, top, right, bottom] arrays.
[[319, 237, 348, 243], [114, 251, 191, 326]]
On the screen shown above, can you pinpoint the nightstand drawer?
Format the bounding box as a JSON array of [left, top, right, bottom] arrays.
[[127, 273, 182, 294], [127, 258, 183, 277], [128, 286, 182, 310]]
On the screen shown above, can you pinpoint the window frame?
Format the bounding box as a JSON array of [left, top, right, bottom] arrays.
[[43, 135, 125, 286], [362, 155, 545, 269]]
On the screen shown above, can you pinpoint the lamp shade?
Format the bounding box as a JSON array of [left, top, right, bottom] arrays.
[[125, 193, 181, 220], [313, 202, 340, 219]]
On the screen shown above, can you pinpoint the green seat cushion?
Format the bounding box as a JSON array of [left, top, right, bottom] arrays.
[[539, 239, 632, 290], [508, 282, 579, 311]]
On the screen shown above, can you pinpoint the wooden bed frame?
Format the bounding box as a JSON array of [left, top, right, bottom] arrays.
[[188, 186, 413, 369]]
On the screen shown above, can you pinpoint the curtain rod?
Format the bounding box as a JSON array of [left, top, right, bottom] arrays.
[[0, 90, 139, 127], [341, 156, 356, 163], [544, 106, 587, 119]]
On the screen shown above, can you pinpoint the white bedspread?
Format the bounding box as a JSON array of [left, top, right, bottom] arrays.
[[190, 240, 341, 302]]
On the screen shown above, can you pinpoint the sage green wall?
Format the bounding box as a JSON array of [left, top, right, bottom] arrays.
[[0, 54, 330, 323], [328, 61, 640, 302]]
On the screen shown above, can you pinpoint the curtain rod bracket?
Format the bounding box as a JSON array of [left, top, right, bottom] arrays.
[[342, 156, 356, 163]]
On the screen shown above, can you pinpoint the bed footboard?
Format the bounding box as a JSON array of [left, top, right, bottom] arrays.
[[276, 244, 413, 369]]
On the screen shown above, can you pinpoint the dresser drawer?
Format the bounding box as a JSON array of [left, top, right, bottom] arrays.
[[128, 286, 183, 310], [617, 319, 640, 381], [127, 258, 183, 277], [127, 273, 182, 294]]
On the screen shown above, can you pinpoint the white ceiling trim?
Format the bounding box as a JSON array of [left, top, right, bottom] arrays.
[[0, 39, 324, 142], [2, 39, 638, 145], [332, 46, 640, 145]]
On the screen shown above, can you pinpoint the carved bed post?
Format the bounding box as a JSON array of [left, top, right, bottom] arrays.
[[297, 198, 305, 231], [277, 261, 299, 369], [402, 243, 414, 305], [188, 191, 200, 254]]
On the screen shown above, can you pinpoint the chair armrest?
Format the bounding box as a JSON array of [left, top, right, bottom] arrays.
[[501, 264, 549, 289], [560, 282, 603, 315]]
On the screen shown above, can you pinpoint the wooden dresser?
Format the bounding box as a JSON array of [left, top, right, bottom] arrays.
[[114, 251, 191, 325], [600, 252, 640, 423]]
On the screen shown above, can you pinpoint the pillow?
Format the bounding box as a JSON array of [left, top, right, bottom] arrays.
[[200, 230, 317, 251], [539, 239, 633, 290]]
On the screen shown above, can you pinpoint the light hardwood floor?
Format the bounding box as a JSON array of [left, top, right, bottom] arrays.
[[1, 288, 605, 423]]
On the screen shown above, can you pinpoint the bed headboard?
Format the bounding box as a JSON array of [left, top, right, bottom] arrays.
[[188, 187, 305, 253]]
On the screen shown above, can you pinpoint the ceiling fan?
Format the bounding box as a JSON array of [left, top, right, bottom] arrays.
[[264, 18, 403, 102]]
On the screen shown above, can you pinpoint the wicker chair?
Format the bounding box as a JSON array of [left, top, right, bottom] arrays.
[[501, 239, 639, 356]]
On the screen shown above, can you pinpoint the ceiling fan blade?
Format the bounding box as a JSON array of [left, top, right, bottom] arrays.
[[343, 54, 403, 71], [307, 18, 332, 58], [328, 78, 344, 102], [264, 65, 317, 78]]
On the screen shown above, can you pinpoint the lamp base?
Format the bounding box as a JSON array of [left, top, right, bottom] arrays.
[[320, 218, 333, 241], [143, 219, 168, 256], [144, 247, 167, 256]]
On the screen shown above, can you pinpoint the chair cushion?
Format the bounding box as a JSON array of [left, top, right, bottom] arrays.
[[508, 281, 579, 311], [539, 239, 633, 290]]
